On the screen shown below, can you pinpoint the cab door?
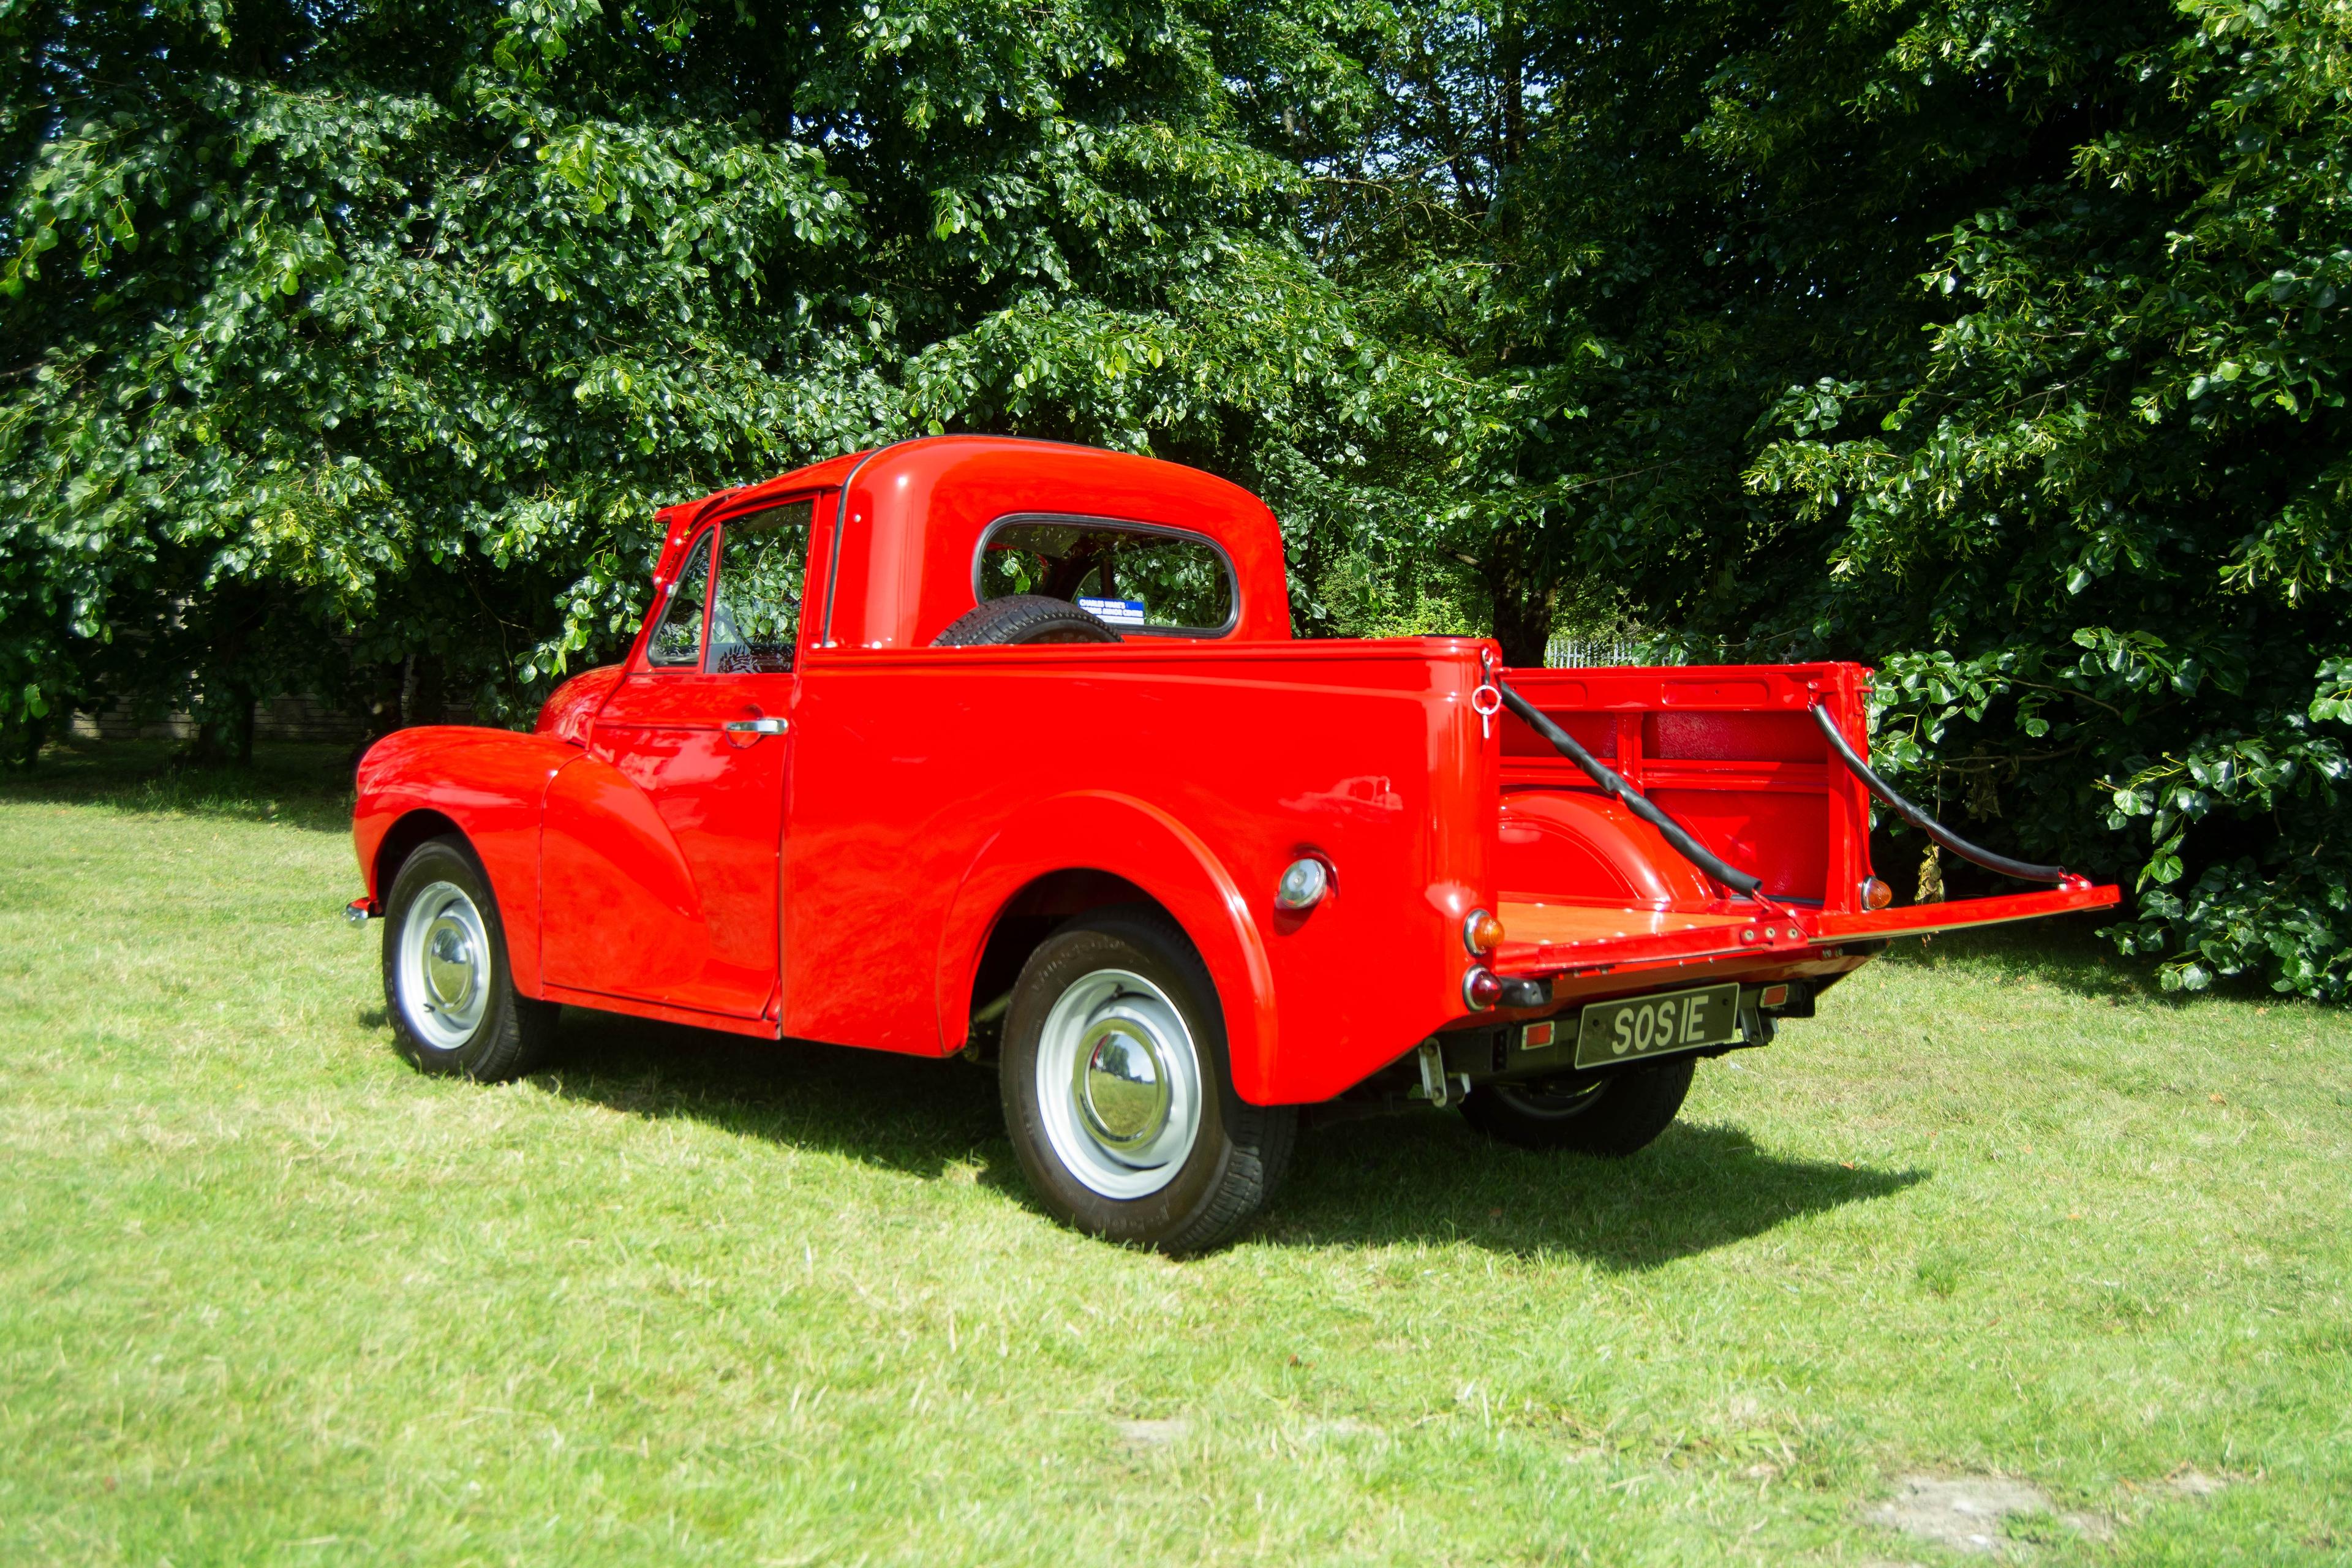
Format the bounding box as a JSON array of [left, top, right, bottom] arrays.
[[540, 499, 816, 1020]]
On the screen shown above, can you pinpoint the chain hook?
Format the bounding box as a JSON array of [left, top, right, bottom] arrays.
[[1472, 646, 1504, 741]]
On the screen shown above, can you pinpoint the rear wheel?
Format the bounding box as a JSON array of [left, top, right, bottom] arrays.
[[1460, 1056, 1694, 1155], [1000, 906, 1295, 1253], [382, 836, 558, 1081]]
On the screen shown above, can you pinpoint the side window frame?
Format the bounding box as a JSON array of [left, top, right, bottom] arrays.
[[644, 526, 718, 671], [970, 512, 1242, 638], [703, 497, 817, 675]]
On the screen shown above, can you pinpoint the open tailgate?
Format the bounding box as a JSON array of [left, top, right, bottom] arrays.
[[1490, 880, 2120, 979], [1488, 662, 2123, 983]]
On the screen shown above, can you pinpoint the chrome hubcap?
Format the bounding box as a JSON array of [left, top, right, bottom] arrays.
[[398, 881, 490, 1052], [1036, 969, 1202, 1199], [424, 920, 478, 1012], [1076, 1012, 1172, 1152]]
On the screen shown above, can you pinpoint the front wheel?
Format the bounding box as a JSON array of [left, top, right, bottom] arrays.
[[1460, 1056, 1694, 1155], [382, 835, 558, 1081], [1000, 906, 1295, 1253]]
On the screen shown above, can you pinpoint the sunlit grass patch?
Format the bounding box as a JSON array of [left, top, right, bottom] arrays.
[[2, 750, 2346, 1564]]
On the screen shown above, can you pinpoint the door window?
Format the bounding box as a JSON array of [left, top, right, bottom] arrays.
[[707, 499, 814, 673], [647, 530, 715, 667]]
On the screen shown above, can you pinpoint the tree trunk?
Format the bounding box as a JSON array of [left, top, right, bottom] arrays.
[[4, 710, 46, 771], [186, 686, 257, 766], [404, 653, 447, 726], [1499, 0, 1526, 168], [232, 692, 256, 766], [1482, 531, 1556, 669]]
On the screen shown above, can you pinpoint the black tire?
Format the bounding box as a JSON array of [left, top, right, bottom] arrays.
[[381, 835, 559, 1081], [1000, 905, 1295, 1253], [1460, 1056, 1695, 1155], [932, 594, 1121, 647]]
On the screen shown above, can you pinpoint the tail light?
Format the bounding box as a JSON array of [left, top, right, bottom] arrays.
[[1462, 908, 1506, 954]]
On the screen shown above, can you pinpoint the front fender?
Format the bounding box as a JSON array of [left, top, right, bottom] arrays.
[[354, 726, 578, 997], [933, 790, 1281, 1103]]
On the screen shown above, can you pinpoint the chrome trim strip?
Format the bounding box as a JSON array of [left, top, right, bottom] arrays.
[[822, 442, 913, 648]]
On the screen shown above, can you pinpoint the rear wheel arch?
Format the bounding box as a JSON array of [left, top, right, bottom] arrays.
[[933, 793, 1278, 1097], [964, 869, 1160, 1046], [1499, 792, 1713, 908]]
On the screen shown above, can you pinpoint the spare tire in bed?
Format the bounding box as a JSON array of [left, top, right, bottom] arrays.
[[932, 594, 1123, 647]]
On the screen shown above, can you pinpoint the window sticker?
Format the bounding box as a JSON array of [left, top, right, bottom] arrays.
[[1078, 596, 1148, 626]]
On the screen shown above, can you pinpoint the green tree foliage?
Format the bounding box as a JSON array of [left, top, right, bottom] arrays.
[[1740, 0, 2352, 998], [5, 0, 2351, 999], [1310, 0, 2352, 998], [0, 0, 1378, 753]]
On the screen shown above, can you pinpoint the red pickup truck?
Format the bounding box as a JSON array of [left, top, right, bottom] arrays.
[[350, 435, 2116, 1252]]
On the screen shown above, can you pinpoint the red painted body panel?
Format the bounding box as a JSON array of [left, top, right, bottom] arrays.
[[354, 727, 577, 996], [780, 638, 1491, 1103], [351, 435, 2122, 1106], [536, 665, 624, 745], [541, 668, 793, 1019], [822, 439, 1291, 650]]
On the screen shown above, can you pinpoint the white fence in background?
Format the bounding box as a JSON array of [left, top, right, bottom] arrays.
[[1544, 635, 1690, 669]]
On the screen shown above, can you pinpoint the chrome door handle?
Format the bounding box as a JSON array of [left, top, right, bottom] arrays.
[[724, 717, 790, 736]]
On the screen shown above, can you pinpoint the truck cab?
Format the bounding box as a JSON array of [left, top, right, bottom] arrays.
[[352, 436, 2116, 1251]]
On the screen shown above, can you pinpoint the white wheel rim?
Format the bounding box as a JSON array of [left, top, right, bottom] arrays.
[[398, 880, 491, 1052], [1035, 968, 1203, 1199]]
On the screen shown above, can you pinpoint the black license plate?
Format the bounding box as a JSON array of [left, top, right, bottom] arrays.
[[1572, 982, 1741, 1068]]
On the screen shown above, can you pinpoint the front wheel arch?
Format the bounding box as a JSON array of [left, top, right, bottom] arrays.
[[372, 807, 462, 905], [380, 834, 557, 1080]]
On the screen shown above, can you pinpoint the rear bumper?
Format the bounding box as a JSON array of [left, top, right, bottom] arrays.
[[1488, 880, 2120, 979]]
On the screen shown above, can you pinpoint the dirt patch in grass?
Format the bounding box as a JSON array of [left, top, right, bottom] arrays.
[[1866, 1474, 2109, 1556], [1113, 1417, 1191, 1450]]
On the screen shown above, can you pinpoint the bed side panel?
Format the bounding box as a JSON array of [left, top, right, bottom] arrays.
[[782, 641, 1496, 1103]]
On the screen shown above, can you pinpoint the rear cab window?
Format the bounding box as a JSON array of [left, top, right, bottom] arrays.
[[976, 516, 1237, 636]]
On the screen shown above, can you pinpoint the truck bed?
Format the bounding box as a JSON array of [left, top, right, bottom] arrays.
[[769, 641, 2110, 1101], [1486, 663, 2116, 993]]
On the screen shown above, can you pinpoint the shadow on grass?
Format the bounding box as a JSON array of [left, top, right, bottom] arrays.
[[3, 739, 356, 833], [1268, 1115, 1924, 1268], [533, 1008, 1924, 1268], [540, 1009, 1006, 1182]]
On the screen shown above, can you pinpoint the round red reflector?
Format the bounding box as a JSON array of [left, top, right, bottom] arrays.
[[1463, 967, 1502, 1010]]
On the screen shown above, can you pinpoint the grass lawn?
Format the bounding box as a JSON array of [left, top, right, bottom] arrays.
[[2, 742, 2347, 1566]]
